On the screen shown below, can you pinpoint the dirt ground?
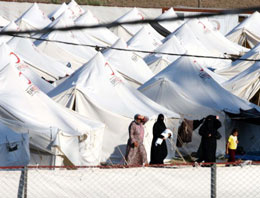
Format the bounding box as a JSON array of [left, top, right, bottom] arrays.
[[2, 0, 260, 9]]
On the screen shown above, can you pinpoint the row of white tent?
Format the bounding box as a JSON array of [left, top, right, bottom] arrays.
[[0, 1, 260, 166]]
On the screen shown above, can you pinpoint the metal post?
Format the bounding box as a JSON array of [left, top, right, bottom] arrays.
[[24, 167, 28, 198], [17, 167, 28, 198], [211, 164, 217, 198], [198, 0, 201, 7], [17, 168, 25, 198]]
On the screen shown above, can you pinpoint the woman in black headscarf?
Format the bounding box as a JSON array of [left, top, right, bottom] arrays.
[[198, 115, 222, 163], [150, 114, 169, 164]]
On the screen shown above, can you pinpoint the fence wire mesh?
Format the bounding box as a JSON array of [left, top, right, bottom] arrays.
[[0, 162, 260, 198]]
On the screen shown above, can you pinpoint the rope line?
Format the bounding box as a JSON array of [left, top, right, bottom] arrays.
[[12, 35, 260, 62]]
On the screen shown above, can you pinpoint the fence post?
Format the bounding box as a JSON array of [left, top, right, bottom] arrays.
[[17, 166, 28, 198], [24, 166, 28, 198], [211, 164, 217, 198]]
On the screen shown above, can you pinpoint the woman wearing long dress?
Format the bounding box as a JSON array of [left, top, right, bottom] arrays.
[[198, 115, 222, 163], [125, 114, 149, 165], [150, 114, 168, 164]]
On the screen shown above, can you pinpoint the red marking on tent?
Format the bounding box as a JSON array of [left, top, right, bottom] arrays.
[[78, 6, 82, 14], [10, 52, 20, 63], [68, 8, 75, 16], [19, 71, 22, 76], [210, 20, 221, 30], [138, 13, 144, 20], [28, 79, 31, 85], [105, 62, 115, 76], [198, 21, 206, 29], [200, 68, 204, 71], [193, 60, 196, 63]]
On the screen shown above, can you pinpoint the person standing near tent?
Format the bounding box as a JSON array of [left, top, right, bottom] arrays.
[[150, 114, 171, 164], [226, 128, 239, 163], [198, 115, 222, 163], [125, 114, 149, 165]]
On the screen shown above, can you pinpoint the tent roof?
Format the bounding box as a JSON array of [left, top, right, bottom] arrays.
[[102, 38, 154, 86], [75, 10, 119, 46], [35, 13, 97, 70], [0, 21, 19, 44], [8, 37, 73, 80], [222, 61, 260, 100], [112, 7, 164, 41], [49, 52, 179, 119], [156, 7, 183, 33], [15, 3, 51, 30], [226, 11, 260, 48], [186, 19, 248, 56], [139, 56, 257, 119], [0, 43, 54, 93], [215, 43, 260, 79], [0, 15, 10, 27], [144, 34, 185, 67], [166, 21, 231, 70], [226, 11, 260, 37], [48, 2, 68, 20], [127, 26, 162, 58], [67, 0, 85, 19], [0, 62, 104, 135]]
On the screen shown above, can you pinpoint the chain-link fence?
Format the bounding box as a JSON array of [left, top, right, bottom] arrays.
[[1, 162, 260, 198]]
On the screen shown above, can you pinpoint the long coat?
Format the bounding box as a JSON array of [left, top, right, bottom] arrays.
[[125, 121, 148, 165], [150, 120, 167, 164], [198, 115, 222, 163]]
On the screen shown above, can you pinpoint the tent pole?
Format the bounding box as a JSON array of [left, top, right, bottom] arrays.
[[169, 139, 187, 163], [258, 92, 260, 106]]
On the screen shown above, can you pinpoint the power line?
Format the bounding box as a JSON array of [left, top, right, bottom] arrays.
[[1, 6, 260, 36], [14, 34, 260, 62]]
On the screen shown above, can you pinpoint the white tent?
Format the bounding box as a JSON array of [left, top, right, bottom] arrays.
[[0, 15, 9, 27], [102, 38, 154, 88], [0, 62, 105, 165], [0, 120, 30, 167], [35, 12, 97, 70], [75, 10, 119, 46], [139, 56, 255, 119], [215, 43, 260, 79], [53, 10, 111, 48], [0, 21, 19, 43], [143, 32, 229, 83], [48, 0, 84, 21], [48, 2, 68, 21], [144, 35, 186, 74], [15, 3, 51, 30], [226, 11, 260, 48], [8, 37, 73, 81], [222, 61, 260, 101], [48, 52, 180, 163], [127, 26, 162, 58], [0, 42, 54, 93], [186, 18, 248, 56], [110, 8, 164, 42], [67, 0, 85, 19], [156, 7, 183, 33], [138, 56, 258, 156], [166, 21, 231, 70]]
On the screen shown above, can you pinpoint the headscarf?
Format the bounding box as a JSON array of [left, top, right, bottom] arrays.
[[157, 114, 164, 123]]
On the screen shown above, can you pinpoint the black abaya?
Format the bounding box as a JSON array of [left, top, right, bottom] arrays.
[[150, 118, 167, 164]]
